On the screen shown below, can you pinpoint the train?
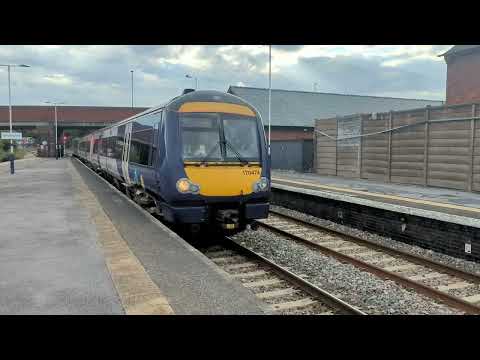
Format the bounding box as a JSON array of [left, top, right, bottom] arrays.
[[71, 89, 270, 236]]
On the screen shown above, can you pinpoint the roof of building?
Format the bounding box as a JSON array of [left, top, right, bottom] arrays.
[[227, 86, 443, 127], [0, 105, 148, 124], [439, 45, 480, 58]]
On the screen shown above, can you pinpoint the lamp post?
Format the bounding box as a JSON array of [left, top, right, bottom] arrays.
[[130, 70, 134, 108], [45, 101, 66, 159], [185, 74, 198, 90], [0, 64, 30, 155], [268, 45, 272, 156]]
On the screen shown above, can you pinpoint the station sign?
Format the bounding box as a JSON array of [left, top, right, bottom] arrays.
[[1, 132, 22, 140]]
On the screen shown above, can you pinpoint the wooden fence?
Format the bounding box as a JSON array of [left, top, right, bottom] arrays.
[[314, 102, 480, 191]]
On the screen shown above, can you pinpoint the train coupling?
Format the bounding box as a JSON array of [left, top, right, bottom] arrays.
[[216, 209, 239, 230]]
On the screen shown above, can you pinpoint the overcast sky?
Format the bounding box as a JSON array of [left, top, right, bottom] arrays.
[[0, 45, 452, 107]]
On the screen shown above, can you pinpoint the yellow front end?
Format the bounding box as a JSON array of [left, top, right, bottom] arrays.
[[184, 164, 262, 197]]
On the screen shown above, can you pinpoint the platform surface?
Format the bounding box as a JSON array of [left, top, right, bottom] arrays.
[[0, 157, 264, 314], [272, 170, 480, 227], [0, 158, 124, 314]]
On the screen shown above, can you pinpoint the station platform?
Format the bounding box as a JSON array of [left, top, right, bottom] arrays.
[[0, 157, 124, 314], [0, 157, 264, 314], [271, 170, 480, 261], [272, 170, 480, 228]]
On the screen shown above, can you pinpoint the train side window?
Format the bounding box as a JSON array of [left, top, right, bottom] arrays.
[[129, 112, 158, 166], [116, 125, 126, 160], [99, 138, 105, 156], [107, 137, 114, 158], [149, 110, 162, 166]]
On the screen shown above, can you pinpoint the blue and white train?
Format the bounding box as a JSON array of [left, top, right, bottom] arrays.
[[72, 89, 270, 235]]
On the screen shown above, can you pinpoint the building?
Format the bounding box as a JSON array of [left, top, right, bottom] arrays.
[[228, 86, 442, 171], [1, 87, 443, 167], [440, 45, 480, 105], [0, 105, 146, 157]]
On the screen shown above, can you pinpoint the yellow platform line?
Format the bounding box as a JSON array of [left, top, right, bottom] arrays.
[[272, 177, 480, 215], [69, 161, 174, 315]]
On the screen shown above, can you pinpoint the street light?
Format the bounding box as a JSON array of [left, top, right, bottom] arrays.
[[0, 64, 30, 156], [45, 101, 66, 160], [185, 74, 198, 90], [130, 70, 134, 108], [268, 45, 272, 156]]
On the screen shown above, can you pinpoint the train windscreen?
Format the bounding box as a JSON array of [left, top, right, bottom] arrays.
[[180, 113, 260, 163]]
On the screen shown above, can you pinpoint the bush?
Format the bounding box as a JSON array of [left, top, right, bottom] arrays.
[[0, 140, 27, 162]]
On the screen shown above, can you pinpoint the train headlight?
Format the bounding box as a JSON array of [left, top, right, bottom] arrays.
[[176, 178, 200, 194], [253, 177, 269, 193]]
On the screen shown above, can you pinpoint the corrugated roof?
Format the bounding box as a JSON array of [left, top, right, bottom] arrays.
[[228, 86, 443, 127], [439, 45, 480, 58]]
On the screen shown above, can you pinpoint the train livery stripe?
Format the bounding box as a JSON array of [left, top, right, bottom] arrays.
[[272, 177, 480, 214], [178, 102, 255, 116]]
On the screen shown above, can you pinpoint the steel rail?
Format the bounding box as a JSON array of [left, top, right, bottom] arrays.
[[269, 209, 480, 283], [257, 211, 480, 315], [224, 236, 367, 315]]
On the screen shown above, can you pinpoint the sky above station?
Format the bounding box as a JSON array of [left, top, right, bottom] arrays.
[[0, 45, 452, 107]]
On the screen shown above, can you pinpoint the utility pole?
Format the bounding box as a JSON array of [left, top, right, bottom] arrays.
[[0, 63, 30, 174], [185, 74, 198, 90], [268, 45, 272, 156], [131, 70, 134, 108], [45, 101, 66, 159]]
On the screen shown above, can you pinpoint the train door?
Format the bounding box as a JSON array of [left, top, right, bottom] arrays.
[[89, 135, 94, 163], [121, 122, 132, 184]]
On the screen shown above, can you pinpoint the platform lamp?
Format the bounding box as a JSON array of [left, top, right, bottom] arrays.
[[0, 64, 30, 175], [268, 45, 272, 157], [44, 101, 66, 159], [185, 74, 198, 90], [130, 70, 134, 108]]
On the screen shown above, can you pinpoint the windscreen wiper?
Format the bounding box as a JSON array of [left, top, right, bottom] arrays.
[[223, 140, 249, 166], [199, 141, 221, 166]]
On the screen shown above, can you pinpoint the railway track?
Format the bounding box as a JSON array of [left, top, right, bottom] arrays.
[[256, 209, 480, 314], [74, 157, 365, 315], [201, 238, 366, 315]]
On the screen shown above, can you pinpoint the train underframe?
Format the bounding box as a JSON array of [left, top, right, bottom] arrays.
[[76, 155, 268, 239]]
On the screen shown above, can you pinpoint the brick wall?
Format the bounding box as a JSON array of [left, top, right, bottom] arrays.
[[447, 51, 480, 105]]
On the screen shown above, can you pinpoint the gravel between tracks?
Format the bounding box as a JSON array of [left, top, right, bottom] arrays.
[[270, 205, 480, 276], [233, 227, 463, 315]]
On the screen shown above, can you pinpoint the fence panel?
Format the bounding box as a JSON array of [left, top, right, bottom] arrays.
[[315, 118, 337, 176], [336, 115, 361, 178], [314, 102, 480, 192], [390, 109, 426, 185], [427, 105, 473, 190], [361, 114, 388, 181]]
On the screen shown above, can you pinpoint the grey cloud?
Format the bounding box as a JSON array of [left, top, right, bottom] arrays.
[[0, 45, 447, 108], [296, 55, 445, 99], [272, 45, 304, 52]]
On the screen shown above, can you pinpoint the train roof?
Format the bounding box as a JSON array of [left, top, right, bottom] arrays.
[[165, 90, 255, 111], [80, 90, 260, 138]]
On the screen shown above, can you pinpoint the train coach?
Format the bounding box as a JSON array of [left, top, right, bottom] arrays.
[[73, 89, 270, 235]]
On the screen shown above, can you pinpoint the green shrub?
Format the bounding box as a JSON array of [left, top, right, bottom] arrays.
[[0, 140, 27, 162]]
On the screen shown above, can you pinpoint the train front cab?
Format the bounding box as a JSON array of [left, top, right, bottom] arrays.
[[160, 96, 270, 233]]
